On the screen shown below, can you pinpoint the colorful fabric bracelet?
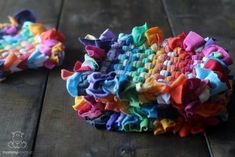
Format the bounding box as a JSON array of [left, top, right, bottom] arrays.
[[62, 23, 233, 137], [0, 9, 65, 81]]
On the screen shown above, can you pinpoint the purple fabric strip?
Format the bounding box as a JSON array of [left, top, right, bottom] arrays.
[[106, 112, 120, 130]]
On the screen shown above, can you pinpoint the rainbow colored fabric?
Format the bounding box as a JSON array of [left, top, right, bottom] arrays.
[[62, 23, 233, 137], [0, 10, 65, 81]]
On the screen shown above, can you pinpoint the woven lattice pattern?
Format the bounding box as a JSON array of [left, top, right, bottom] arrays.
[[62, 23, 233, 137], [0, 10, 65, 81]]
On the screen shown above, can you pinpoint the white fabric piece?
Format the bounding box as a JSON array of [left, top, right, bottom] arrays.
[[85, 34, 97, 40], [157, 93, 171, 104], [199, 87, 210, 103], [150, 43, 158, 52]]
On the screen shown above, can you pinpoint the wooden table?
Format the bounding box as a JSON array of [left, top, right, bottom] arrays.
[[0, 0, 234, 156]]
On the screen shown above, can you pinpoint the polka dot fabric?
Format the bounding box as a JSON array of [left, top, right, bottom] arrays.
[[62, 23, 233, 137], [0, 10, 65, 81]]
